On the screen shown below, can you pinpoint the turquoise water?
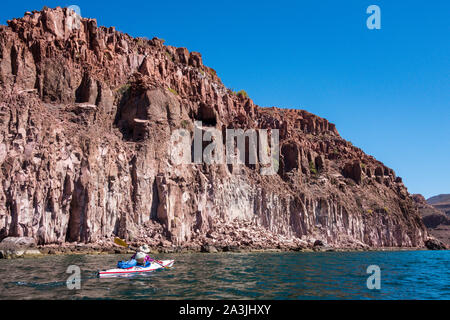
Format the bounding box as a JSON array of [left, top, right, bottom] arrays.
[[0, 251, 449, 300]]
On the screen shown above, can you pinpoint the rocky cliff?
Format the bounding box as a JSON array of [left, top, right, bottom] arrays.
[[0, 7, 428, 251]]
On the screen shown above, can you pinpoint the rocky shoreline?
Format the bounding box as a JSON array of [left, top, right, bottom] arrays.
[[0, 235, 445, 260], [0, 245, 436, 260]]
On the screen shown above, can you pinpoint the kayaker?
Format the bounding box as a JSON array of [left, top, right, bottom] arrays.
[[117, 245, 155, 269], [134, 252, 151, 267], [131, 245, 155, 264]]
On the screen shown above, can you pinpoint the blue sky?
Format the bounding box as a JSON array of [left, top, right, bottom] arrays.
[[1, 1, 449, 198]]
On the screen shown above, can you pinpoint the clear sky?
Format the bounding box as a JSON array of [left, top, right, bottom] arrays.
[[1, 1, 449, 198]]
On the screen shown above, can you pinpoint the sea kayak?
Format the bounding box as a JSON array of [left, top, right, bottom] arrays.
[[98, 260, 175, 278]]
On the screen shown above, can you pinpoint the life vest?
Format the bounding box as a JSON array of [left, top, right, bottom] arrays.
[[117, 259, 151, 269], [117, 259, 137, 269]]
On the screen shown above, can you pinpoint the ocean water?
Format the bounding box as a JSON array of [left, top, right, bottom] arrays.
[[0, 250, 448, 300]]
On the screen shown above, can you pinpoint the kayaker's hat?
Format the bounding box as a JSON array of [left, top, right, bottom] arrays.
[[135, 252, 146, 260], [138, 244, 150, 254]]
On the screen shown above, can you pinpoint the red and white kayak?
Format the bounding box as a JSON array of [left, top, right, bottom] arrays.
[[98, 260, 175, 278]]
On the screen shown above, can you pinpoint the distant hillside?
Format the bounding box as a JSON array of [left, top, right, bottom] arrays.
[[427, 194, 450, 215], [413, 194, 450, 246]]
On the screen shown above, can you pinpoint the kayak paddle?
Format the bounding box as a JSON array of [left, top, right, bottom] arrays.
[[114, 237, 129, 248]]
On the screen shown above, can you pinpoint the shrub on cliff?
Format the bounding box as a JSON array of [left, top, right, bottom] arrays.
[[237, 90, 248, 98], [309, 161, 318, 175], [168, 88, 178, 95], [117, 84, 130, 96], [207, 67, 217, 77]]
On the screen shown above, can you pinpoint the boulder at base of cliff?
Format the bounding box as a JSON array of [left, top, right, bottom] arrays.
[[1, 237, 36, 247], [425, 237, 448, 250], [313, 239, 325, 247], [0, 237, 41, 259], [201, 244, 219, 253]]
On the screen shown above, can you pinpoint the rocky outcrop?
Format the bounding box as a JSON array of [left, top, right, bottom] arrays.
[[342, 161, 363, 185], [0, 7, 428, 251], [424, 237, 447, 250]]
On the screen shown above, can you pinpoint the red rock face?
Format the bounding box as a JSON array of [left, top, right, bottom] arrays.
[[0, 7, 427, 249]]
